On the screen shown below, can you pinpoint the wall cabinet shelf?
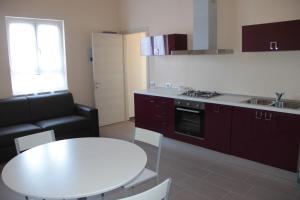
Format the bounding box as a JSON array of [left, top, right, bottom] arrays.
[[140, 34, 187, 56], [242, 19, 300, 52]]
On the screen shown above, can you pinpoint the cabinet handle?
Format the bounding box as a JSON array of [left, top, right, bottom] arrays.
[[150, 100, 155, 103], [270, 41, 278, 50], [265, 112, 272, 121], [275, 42, 279, 50], [176, 108, 200, 114], [255, 111, 262, 119]]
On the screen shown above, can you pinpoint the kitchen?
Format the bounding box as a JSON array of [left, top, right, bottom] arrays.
[[0, 0, 300, 199], [130, 0, 300, 182]]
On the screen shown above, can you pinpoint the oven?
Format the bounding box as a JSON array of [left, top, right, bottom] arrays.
[[174, 99, 205, 139]]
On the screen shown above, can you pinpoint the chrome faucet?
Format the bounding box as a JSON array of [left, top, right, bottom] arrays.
[[275, 92, 284, 102], [274, 92, 284, 107]]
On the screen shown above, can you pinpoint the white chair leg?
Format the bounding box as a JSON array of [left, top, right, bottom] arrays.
[[156, 176, 159, 185]]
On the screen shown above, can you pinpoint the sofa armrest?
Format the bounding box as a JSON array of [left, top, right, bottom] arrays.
[[75, 104, 100, 137], [75, 104, 96, 118]]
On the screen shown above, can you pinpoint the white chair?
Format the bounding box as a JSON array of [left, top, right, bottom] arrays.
[[15, 130, 56, 154], [119, 178, 171, 200], [123, 127, 163, 193], [14, 130, 55, 200]]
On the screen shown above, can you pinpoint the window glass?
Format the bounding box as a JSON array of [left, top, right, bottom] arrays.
[[6, 17, 68, 95]]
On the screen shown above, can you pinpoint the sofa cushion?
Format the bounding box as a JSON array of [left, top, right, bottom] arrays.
[[28, 92, 75, 121], [0, 124, 42, 147], [35, 115, 90, 133], [0, 97, 31, 127]]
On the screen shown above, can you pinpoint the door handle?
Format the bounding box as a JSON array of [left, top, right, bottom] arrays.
[[176, 108, 200, 114]]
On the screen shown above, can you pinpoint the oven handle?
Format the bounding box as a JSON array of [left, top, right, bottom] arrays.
[[176, 107, 200, 114]]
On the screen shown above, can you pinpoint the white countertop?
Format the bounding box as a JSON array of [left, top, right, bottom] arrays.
[[135, 87, 300, 115]]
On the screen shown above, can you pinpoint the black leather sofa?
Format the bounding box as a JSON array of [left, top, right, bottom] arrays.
[[0, 92, 99, 162]]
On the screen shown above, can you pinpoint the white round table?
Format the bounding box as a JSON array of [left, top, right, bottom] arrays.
[[1, 138, 147, 199]]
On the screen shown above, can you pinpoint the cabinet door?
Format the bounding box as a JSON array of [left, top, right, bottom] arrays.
[[251, 111, 275, 164], [166, 34, 188, 54], [242, 23, 275, 52], [134, 94, 156, 130], [230, 107, 256, 160], [152, 34, 188, 55], [274, 20, 300, 51], [231, 108, 300, 172], [140, 37, 153, 56], [242, 19, 300, 52], [134, 94, 174, 137], [267, 113, 300, 172], [204, 104, 232, 153], [153, 35, 167, 55], [153, 97, 174, 136]]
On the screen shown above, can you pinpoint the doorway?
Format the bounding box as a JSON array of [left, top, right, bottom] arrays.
[[92, 32, 147, 126], [123, 32, 148, 119]]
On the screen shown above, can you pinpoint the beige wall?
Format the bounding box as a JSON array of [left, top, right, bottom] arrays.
[[119, 0, 300, 99], [124, 32, 147, 118], [0, 0, 120, 106]]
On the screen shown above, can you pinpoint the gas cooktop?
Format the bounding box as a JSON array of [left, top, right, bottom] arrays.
[[181, 90, 221, 98]]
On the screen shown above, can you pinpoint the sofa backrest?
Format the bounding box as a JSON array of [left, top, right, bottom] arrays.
[[0, 97, 31, 127], [28, 92, 75, 122]]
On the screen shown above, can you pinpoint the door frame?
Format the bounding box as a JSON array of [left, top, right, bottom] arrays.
[[122, 28, 150, 120]]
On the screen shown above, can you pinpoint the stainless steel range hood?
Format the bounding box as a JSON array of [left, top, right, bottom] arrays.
[[172, 0, 233, 55]]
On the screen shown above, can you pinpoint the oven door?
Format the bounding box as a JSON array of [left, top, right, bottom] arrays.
[[175, 107, 205, 139]]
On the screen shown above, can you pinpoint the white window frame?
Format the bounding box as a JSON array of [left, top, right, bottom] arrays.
[[5, 16, 68, 96]]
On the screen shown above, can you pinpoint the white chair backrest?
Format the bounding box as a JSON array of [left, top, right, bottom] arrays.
[[134, 128, 163, 172], [135, 128, 162, 147], [119, 178, 172, 200], [15, 130, 56, 154]]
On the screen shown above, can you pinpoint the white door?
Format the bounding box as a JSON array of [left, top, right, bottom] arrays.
[[92, 33, 126, 126]]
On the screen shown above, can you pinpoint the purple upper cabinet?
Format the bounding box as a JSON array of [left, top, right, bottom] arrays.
[[141, 34, 187, 56], [242, 19, 300, 52]]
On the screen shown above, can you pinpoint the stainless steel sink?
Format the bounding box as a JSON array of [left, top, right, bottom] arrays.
[[271, 100, 300, 109], [244, 98, 275, 106], [244, 98, 300, 110]]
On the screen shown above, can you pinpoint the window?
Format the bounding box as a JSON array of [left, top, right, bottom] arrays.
[[5, 16, 68, 95]]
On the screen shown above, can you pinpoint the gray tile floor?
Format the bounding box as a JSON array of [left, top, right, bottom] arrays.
[[1, 121, 299, 200]]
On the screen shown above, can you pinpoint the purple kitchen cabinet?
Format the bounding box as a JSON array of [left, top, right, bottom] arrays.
[[230, 107, 256, 160], [268, 113, 300, 171], [134, 94, 174, 137], [141, 34, 187, 56], [231, 107, 300, 172], [242, 19, 300, 52], [204, 103, 232, 153]]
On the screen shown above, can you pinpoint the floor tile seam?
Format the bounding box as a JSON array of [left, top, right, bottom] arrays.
[[198, 172, 253, 197], [205, 168, 255, 186], [243, 174, 300, 194], [172, 181, 228, 200], [247, 185, 298, 200]]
